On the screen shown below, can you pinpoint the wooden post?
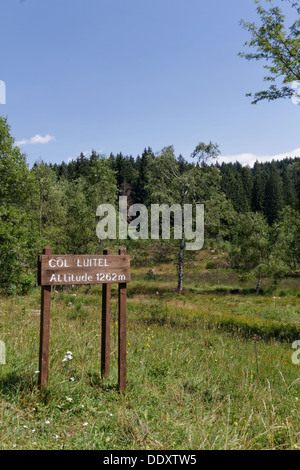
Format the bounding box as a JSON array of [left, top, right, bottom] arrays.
[[101, 247, 111, 379], [38, 246, 52, 390], [118, 247, 127, 393]]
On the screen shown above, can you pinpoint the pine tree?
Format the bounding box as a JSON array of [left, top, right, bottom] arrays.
[[263, 167, 284, 224], [252, 161, 266, 213]]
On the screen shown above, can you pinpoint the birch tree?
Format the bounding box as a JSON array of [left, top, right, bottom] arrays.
[[239, 0, 300, 104], [146, 143, 220, 291]]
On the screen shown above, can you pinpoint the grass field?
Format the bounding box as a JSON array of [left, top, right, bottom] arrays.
[[0, 249, 299, 450]]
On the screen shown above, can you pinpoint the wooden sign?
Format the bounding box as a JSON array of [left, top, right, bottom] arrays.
[[37, 246, 129, 394], [38, 254, 131, 286]]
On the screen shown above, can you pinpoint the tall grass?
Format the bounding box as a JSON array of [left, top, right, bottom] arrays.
[[0, 267, 299, 450]]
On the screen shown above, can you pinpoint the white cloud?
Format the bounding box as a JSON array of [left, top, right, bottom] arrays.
[[218, 148, 300, 167], [15, 134, 55, 146]]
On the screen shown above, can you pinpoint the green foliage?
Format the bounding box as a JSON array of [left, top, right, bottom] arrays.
[[239, 0, 300, 103], [31, 162, 67, 252], [263, 166, 284, 224], [0, 117, 40, 293], [230, 212, 272, 292], [229, 208, 300, 291], [1, 115, 300, 296], [144, 269, 160, 280], [230, 212, 270, 269], [271, 206, 300, 270]]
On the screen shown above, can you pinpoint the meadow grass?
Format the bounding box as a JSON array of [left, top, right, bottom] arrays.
[[0, 258, 299, 450]]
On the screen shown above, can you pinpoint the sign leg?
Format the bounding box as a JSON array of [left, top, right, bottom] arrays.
[[101, 247, 111, 379], [38, 246, 52, 390], [118, 248, 127, 393]]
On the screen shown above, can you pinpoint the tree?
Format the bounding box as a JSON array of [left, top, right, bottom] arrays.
[[230, 212, 271, 294], [252, 161, 267, 212], [271, 206, 300, 271], [229, 209, 297, 293], [263, 166, 284, 224], [133, 147, 154, 204], [239, 0, 300, 104], [69, 152, 118, 254], [0, 117, 40, 293], [31, 162, 67, 252], [282, 160, 300, 207], [146, 143, 221, 292]]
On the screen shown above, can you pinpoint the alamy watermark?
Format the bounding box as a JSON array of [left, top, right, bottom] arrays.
[[291, 81, 300, 105], [0, 80, 6, 104], [292, 340, 300, 365], [0, 341, 6, 365], [96, 197, 204, 251]]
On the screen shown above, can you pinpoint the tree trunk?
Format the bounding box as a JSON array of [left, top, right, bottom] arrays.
[[178, 236, 185, 292], [256, 273, 262, 295], [293, 251, 297, 270], [177, 181, 185, 292]]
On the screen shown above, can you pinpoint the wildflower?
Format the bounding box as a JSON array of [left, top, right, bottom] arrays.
[[62, 352, 73, 363], [23, 425, 28, 429], [83, 422, 88, 426], [66, 397, 72, 402], [45, 420, 50, 424], [70, 377, 75, 382]]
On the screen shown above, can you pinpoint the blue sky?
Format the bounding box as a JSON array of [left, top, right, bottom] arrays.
[[1, 0, 300, 167]]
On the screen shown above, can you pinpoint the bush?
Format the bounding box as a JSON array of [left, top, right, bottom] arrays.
[[145, 269, 160, 280]]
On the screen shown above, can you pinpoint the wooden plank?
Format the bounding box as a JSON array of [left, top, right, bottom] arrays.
[[39, 254, 130, 286], [118, 247, 127, 393], [101, 247, 111, 379], [38, 246, 52, 390]]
